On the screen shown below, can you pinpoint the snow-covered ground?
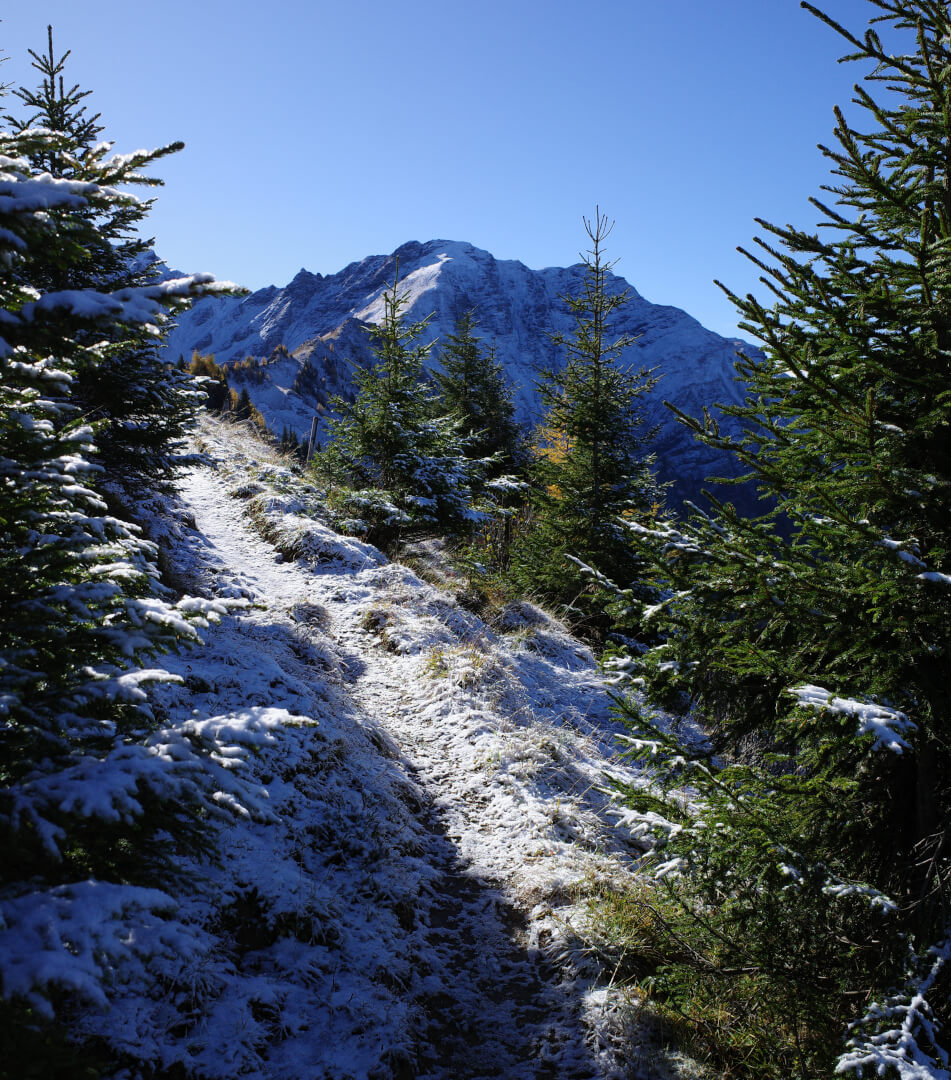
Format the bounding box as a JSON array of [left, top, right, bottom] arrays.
[[85, 417, 685, 1080]]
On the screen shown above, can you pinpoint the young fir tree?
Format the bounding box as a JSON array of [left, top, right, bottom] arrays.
[[315, 274, 500, 544], [508, 211, 661, 630], [233, 385, 254, 423], [0, 94, 247, 1063], [5, 27, 203, 488], [432, 310, 522, 471], [608, 4, 951, 1075], [278, 424, 302, 459]]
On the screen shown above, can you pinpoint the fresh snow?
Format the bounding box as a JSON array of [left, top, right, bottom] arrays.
[[73, 416, 685, 1080], [918, 570, 951, 586], [837, 928, 951, 1080], [790, 684, 916, 754]]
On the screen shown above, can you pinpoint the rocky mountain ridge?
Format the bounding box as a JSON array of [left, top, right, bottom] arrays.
[[164, 239, 758, 508]]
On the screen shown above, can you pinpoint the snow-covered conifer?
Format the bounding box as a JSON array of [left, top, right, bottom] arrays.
[[0, 103, 242, 1052], [5, 27, 204, 487]]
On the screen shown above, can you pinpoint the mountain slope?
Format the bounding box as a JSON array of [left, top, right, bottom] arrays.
[[165, 240, 758, 507], [70, 416, 680, 1078]]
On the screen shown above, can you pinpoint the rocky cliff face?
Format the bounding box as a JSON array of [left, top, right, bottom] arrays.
[[164, 239, 758, 509]]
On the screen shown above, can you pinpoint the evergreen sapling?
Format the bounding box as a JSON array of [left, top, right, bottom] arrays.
[[316, 272, 511, 544], [509, 210, 662, 633]]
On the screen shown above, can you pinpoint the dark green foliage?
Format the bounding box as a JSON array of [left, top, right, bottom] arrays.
[[226, 384, 268, 433], [507, 212, 661, 632], [6, 27, 203, 488], [0, 122, 206, 744], [5, 25, 102, 169], [278, 424, 303, 460], [604, 713, 909, 1079], [433, 311, 523, 472], [610, 3, 951, 1074], [291, 356, 330, 410], [0, 46, 234, 1062], [229, 354, 269, 384], [315, 275, 499, 544], [233, 386, 254, 422], [0, 354, 179, 743], [0, 114, 232, 858]]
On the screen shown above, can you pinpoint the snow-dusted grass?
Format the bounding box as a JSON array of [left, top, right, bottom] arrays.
[[54, 416, 696, 1079]]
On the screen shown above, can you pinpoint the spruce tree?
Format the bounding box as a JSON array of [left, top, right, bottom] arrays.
[[433, 311, 522, 471], [278, 424, 302, 458], [508, 211, 661, 630], [315, 275, 498, 543], [0, 89, 240, 1051], [6, 27, 203, 488], [233, 385, 254, 422], [610, 3, 951, 1075]]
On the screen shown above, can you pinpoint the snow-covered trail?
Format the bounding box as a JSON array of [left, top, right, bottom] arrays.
[[178, 459, 597, 1074], [129, 419, 667, 1079]]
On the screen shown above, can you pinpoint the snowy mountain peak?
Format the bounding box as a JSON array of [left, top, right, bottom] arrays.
[[290, 267, 323, 286], [163, 240, 758, 507]]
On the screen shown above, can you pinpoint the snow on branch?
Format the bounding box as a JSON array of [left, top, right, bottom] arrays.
[[918, 571, 951, 586], [624, 518, 711, 560], [820, 879, 898, 913], [565, 553, 623, 595], [8, 706, 293, 860], [789, 684, 916, 753], [603, 801, 683, 846], [0, 173, 99, 214], [874, 531, 951, 583], [879, 535, 928, 569], [20, 275, 239, 334], [836, 927, 951, 1079], [0, 881, 204, 1018]]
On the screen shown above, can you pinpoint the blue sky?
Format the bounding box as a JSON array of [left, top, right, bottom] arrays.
[[2, 0, 877, 338]]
